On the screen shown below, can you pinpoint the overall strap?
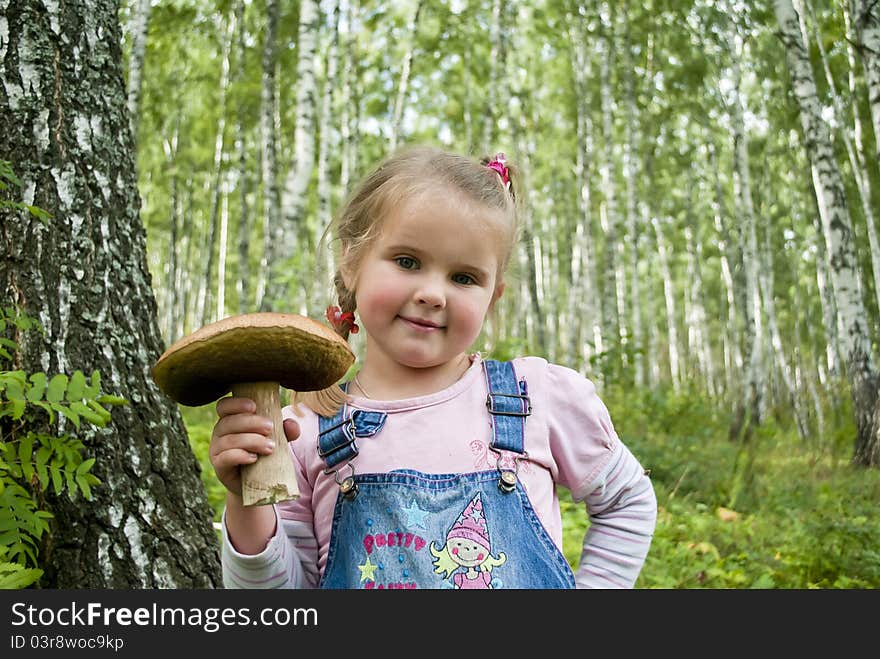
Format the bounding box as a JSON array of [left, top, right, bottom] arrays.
[[483, 359, 531, 454], [317, 395, 387, 471]]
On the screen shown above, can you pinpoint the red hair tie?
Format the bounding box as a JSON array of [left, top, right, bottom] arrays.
[[325, 305, 359, 334], [486, 153, 511, 190]]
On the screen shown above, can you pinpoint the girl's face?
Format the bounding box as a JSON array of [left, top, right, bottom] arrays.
[[347, 187, 508, 377], [447, 538, 487, 566]]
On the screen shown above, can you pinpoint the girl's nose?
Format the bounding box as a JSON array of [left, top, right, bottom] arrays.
[[415, 278, 445, 308]]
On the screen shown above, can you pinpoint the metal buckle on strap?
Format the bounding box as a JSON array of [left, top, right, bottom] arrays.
[[327, 460, 358, 500], [317, 416, 357, 460], [485, 392, 532, 417], [490, 447, 528, 494]]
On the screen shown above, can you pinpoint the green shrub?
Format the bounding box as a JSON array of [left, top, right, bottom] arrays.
[[0, 307, 127, 589]]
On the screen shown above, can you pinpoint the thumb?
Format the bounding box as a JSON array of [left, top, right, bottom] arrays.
[[282, 418, 301, 443]]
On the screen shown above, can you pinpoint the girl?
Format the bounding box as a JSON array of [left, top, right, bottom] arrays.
[[210, 145, 657, 589]]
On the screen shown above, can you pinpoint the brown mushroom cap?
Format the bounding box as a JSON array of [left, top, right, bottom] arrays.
[[152, 312, 355, 407]]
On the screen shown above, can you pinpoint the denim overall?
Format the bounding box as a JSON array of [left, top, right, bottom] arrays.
[[317, 360, 576, 589]]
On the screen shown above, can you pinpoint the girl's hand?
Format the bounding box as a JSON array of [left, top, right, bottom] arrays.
[[209, 396, 301, 497]]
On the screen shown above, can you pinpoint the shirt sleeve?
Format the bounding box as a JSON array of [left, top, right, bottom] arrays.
[[543, 363, 657, 588], [220, 505, 321, 589]]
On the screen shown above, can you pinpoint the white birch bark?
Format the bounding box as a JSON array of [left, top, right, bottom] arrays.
[[684, 194, 716, 398], [709, 141, 743, 401], [775, 0, 879, 466], [234, 0, 251, 315], [313, 0, 341, 313], [652, 215, 680, 390], [759, 228, 808, 438], [730, 39, 766, 429], [268, 0, 320, 311], [803, 0, 880, 315], [255, 0, 280, 310], [389, 0, 424, 150], [568, 18, 603, 373], [622, 0, 643, 386], [217, 178, 229, 320], [196, 14, 233, 327], [849, 0, 880, 168], [125, 0, 151, 138], [482, 0, 503, 150], [598, 7, 622, 354]]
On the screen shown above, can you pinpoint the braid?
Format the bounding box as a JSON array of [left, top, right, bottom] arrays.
[[292, 270, 356, 418]]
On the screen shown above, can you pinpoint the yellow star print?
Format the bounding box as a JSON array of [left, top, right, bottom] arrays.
[[358, 557, 378, 582]]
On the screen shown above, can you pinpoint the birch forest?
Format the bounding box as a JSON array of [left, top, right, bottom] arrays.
[[130, 0, 880, 467], [2, 0, 880, 589]]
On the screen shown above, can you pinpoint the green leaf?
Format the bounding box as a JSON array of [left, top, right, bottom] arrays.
[[71, 401, 105, 427], [67, 371, 86, 400], [26, 372, 47, 402], [27, 206, 51, 225], [96, 394, 128, 406], [35, 445, 51, 489], [2, 371, 26, 401], [53, 404, 80, 428], [49, 465, 62, 494], [85, 370, 102, 399], [75, 474, 93, 500], [0, 563, 43, 589], [32, 400, 56, 423], [18, 435, 33, 482], [46, 374, 68, 403], [75, 458, 95, 476]]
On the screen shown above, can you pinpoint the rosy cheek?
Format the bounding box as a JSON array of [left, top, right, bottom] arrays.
[[477, 553, 484, 561], [452, 547, 459, 555]]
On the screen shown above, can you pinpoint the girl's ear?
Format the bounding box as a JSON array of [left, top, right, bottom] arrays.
[[489, 281, 505, 310]]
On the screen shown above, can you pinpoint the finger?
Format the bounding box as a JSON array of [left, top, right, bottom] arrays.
[[283, 418, 301, 442], [210, 447, 260, 476], [210, 432, 276, 460], [216, 395, 256, 417], [212, 413, 274, 440]]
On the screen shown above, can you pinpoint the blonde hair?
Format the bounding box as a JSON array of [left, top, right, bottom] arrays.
[[297, 144, 521, 417]]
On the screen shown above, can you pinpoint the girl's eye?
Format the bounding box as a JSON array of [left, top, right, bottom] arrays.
[[395, 256, 418, 270], [453, 273, 476, 286]]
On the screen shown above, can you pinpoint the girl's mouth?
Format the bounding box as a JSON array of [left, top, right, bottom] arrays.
[[399, 316, 443, 332]]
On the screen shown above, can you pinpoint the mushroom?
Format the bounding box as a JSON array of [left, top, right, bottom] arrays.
[[151, 312, 354, 506]]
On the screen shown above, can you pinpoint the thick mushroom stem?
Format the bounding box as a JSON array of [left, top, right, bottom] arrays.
[[231, 381, 300, 506]]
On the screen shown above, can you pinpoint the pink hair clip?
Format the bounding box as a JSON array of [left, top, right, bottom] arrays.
[[486, 153, 511, 190], [325, 305, 359, 334]]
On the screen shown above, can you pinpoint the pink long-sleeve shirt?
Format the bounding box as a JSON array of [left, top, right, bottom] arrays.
[[222, 354, 657, 588]]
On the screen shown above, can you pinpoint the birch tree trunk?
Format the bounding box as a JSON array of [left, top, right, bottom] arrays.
[[389, 0, 424, 151], [568, 18, 603, 373], [730, 41, 766, 436], [482, 0, 503, 150], [162, 120, 181, 341], [709, 141, 742, 402], [652, 215, 681, 390], [622, 0, 643, 386], [235, 0, 252, 315], [598, 7, 622, 356], [313, 0, 341, 313], [266, 0, 320, 312], [804, 0, 880, 315], [196, 15, 233, 327], [849, 0, 880, 168], [125, 0, 152, 139], [0, 0, 221, 586], [775, 0, 880, 467], [255, 0, 280, 311]]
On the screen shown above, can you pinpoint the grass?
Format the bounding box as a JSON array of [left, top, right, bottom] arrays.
[[183, 384, 880, 588]]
